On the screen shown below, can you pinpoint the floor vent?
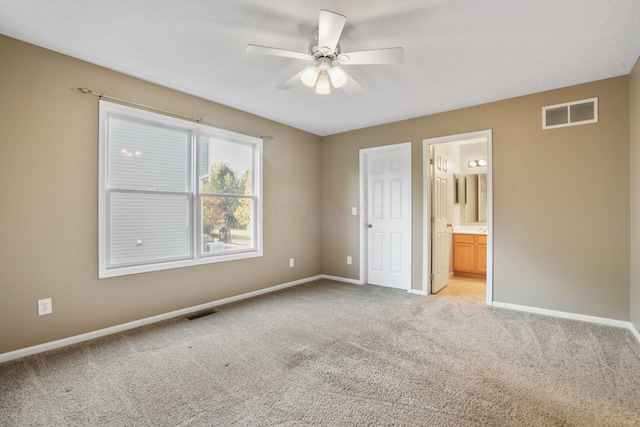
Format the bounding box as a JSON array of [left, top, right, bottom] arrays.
[[542, 97, 598, 129], [186, 309, 217, 320]]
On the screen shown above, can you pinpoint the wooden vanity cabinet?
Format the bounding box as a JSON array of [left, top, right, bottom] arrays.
[[452, 233, 486, 278]]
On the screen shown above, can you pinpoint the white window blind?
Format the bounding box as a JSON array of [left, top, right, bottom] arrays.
[[108, 117, 190, 192], [109, 193, 190, 265]]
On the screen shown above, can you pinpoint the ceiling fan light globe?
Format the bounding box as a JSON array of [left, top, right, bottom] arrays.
[[315, 72, 331, 95], [328, 67, 347, 88], [301, 66, 320, 87]]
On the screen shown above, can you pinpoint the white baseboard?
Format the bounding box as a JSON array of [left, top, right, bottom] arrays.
[[320, 274, 426, 295], [320, 274, 364, 285], [630, 323, 640, 343], [0, 275, 323, 364], [493, 301, 640, 343]]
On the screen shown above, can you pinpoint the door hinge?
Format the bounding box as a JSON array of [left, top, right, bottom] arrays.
[[431, 216, 435, 223], [430, 158, 434, 165], [430, 274, 435, 282]]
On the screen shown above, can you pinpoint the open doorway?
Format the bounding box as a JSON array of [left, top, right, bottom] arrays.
[[422, 130, 493, 305]]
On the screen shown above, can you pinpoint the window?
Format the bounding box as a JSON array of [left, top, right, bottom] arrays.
[[99, 100, 262, 278]]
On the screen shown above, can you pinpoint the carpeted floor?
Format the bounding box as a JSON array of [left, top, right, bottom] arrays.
[[1, 279, 640, 426]]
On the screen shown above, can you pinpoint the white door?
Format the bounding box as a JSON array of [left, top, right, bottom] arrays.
[[365, 144, 411, 289], [431, 151, 450, 293]]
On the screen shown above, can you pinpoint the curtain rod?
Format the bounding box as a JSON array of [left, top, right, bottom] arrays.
[[71, 87, 273, 140]]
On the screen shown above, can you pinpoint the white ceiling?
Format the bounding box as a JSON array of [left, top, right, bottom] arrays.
[[1, 0, 640, 136]]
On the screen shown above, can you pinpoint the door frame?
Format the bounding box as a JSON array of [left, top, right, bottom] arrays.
[[422, 130, 493, 305], [359, 142, 412, 290]]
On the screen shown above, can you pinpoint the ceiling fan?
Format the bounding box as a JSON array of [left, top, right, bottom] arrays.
[[246, 9, 404, 95]]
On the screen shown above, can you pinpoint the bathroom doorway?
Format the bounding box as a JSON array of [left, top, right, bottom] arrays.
[[422, 130, 493, 305]]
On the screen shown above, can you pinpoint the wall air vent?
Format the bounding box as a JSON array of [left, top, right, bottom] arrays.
[[186, 309, 217, 320], [542, 97, 598, 130]]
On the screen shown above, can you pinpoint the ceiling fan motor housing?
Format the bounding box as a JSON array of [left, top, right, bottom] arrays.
[[309, 28, 341, 60]]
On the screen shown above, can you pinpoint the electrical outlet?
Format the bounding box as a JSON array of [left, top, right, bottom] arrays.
[[351, 207, 357, 216], [38, 298, 52, 316], [289, 258, 294, 268], [347, 256, 352, 265]]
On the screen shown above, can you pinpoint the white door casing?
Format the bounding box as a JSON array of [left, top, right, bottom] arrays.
[[362, 143, 411, 290], [431, 150, 450, 293]]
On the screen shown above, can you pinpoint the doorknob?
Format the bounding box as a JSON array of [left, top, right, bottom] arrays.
[[367, 224, 373, 228]]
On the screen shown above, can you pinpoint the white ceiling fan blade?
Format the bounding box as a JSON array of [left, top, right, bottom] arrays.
[[338, 68, 364, 96], [277, 69, 305, 90], [318, 10, 346, 54], [246, 44, 313, 61], [336, 47, 404, 65]]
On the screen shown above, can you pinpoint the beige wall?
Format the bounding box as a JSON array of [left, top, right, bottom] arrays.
[[1, 33, 635, 356], [631, 57, 640, 332], [322, 76, 630, 320], [0, 35, 322, 354]]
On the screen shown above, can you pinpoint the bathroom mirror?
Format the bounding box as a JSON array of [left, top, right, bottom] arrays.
[[461, 173, 487, 224]]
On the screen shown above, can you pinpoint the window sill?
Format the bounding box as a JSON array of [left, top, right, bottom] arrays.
[[99, 249, 263, 279]]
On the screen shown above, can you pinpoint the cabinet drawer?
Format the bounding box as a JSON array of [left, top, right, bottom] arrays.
[[453, 234, 475, 243]]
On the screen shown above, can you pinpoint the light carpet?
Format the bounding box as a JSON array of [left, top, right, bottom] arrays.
[[1, 279, 640, 426]]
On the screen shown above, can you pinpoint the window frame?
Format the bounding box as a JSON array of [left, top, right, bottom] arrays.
[[99, 100, 263, 279]]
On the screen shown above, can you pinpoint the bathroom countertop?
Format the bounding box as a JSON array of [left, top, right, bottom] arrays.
[[452, 227, 487, 235]]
